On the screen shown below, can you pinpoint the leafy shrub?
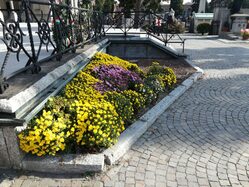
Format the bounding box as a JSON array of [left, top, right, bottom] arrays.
[[147, 61, 165, 75], [197, 23, 211, 35], [147, 62, 177, 89], [93, 65, 143, 93], [121, 90, 146, 113], [167, 21, 185, 34], [45, 96, 70, 117], [63, 71, 103, 101], [104, 91, 134, 124], [163, 67, 177, 89], [70, 99, 124, 148], [134, 84, 157, 105], [18, 110, 74, 156], [144, 75, 165, 95]]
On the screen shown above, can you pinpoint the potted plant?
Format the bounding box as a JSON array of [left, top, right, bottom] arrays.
[[241, 29, 249, 40]]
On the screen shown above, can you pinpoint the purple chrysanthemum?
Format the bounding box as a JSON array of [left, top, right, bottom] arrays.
[[93, 65, 142, 93]]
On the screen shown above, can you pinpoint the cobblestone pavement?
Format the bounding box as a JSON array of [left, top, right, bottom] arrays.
[[1, 36, 249, 187]]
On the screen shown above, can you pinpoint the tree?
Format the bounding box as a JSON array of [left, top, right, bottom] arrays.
[[192, 0, 200, 12], [94, 0, 114, 11], [142, 0, 162, 12], [242, 0, 249, 8], [119, 0, 134, 11], [103, 0, 114, 12], [170, 0, 183, 16], [230, 0, 243, 14]]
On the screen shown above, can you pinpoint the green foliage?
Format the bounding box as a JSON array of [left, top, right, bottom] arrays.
[[121, 90, 146, 113], [191, 0, 200, 12], [229, 0, 243, 14], [104, 91, 135, 124], [94, 0, 115, 11], [242, 0, 249, 8], [119, 0, 134, 15], [134, 84, 157, 105], [45, 96, 70, 118], [169, 21, 185, 34], [170, 0, 183, 17], [143, 0, 162, 12], [147, 62, 177, 89], [144, 75, 165, 95], [197, 23, 211, 35], [103, 0, 115, 12], [94, 0, 105, 11], [147, 61, 165, 75]]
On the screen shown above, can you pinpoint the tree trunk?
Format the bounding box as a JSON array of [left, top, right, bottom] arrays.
[[134, 0, 144, 28]]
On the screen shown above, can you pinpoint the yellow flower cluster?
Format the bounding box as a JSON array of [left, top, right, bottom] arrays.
[[121, 90, 146, 113], [104, 91, 134, 124], [146, 61, 177, 89], [70, 99, 124, 147], [134, 84, 157, 105], [18, 110, 74, 156], [162, 67, 177, 88], [64, 71, 103, 101]]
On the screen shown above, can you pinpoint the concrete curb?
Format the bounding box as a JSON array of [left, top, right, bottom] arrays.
[[22, 153, 105, 174], [218, 38, 249, 44], [103, 63, 204, 165]]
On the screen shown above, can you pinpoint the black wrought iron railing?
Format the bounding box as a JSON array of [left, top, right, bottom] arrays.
[[0, 0, 103, 94], [0, 1, 186, 94], [102, 11, 185, 52]]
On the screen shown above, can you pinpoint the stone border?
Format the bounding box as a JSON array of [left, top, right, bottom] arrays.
[[22, 154, 105, 174], [218, 38, 249, 44], [103, 62, 204, 165]]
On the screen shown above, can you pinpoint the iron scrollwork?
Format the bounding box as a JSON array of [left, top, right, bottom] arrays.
[[0, 0, 103, 94], [0, 19, 26, 93]]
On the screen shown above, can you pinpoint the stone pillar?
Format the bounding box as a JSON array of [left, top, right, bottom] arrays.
[[198, 0, 206, 13], [0, 126, 24, 169], [9, 0, 14, 9], [211, 0, 230, 35]]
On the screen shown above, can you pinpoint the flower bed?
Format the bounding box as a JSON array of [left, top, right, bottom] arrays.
[[18, 52, 177, 157]]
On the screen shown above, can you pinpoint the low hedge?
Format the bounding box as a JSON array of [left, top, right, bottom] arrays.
[[197, 23, 211, 35]]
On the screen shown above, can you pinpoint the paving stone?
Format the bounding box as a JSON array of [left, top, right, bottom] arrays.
[[135, 173, 145, 181]]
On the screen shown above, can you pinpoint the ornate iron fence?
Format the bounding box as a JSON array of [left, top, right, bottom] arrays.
[[0, 1, 185, 94], [0, 0, 103, 94], [102, 11, 185, 53]]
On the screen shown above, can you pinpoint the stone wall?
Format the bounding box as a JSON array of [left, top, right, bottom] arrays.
[[0, 127, 24, 169], [107, 42, 174, 59]]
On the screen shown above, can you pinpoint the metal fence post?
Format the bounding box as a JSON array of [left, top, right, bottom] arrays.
[[23, 0, 40, 73]]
